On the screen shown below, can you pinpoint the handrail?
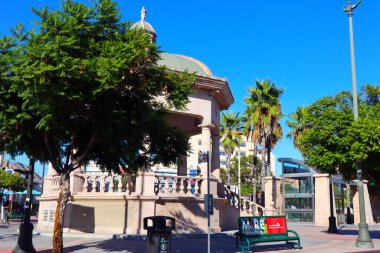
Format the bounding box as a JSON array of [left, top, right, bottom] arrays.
[[223, 184, 279, 215]]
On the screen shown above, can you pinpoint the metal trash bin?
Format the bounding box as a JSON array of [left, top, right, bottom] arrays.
[[144, 216, 175, 253]]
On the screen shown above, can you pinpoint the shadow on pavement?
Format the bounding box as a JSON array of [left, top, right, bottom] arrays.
[[36, 233, 298, 253], [319, 228, 380, 239]]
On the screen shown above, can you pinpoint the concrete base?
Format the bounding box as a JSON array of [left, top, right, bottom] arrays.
[[356, 222, 374, 248], [327, 216, 338, 233]]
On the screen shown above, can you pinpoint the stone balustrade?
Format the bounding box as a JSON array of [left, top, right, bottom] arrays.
[[153, 174, 204, 196], [42, 171, 209, 198], [75, 173, 135, 194], [42, 176, 61, 196], [224, 185, 279, 216]]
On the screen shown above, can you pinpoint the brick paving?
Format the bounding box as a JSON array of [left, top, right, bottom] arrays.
[[0, 222, 380, 252]]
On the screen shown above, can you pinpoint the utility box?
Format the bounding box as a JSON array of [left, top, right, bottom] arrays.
[[144, 216, 175, 253]]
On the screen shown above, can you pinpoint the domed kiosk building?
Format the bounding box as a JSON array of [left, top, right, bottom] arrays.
[[36, 8, 272, 234]]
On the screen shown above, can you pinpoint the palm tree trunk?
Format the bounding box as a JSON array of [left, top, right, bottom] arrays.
[[251, 142, 258, 203], [261, 138, 266, 193], [226, 152, 232, 185], [52, 172, 71, 253]]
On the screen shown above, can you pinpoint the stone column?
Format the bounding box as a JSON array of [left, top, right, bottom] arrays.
[[211, 132, 220, 179], [314, 174, 336, 226], [264, 176, 282, 215], [199, 125, 211, 177], [353, 180, 374, 225], [45, 163, 58, 177]]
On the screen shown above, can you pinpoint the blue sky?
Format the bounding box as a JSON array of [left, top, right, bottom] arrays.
[[1, 1, 379, 176]]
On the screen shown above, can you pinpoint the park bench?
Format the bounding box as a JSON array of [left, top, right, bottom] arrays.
[[5, 210, 23, 223], [235, 215, 301, 253]]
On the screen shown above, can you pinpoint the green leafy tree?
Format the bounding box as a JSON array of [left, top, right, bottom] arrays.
[[297, 85, 380, 190], [0, 170, 26, 205], [244, 79, 283, 196], [229, 155, 262, 196], [220, 111, 243, 185], [0, 1, 194, 251]]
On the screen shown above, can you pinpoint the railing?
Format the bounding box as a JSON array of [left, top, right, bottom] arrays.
[[153, 174, 203, 196], [224, 185, 279, 216], [43, 172, 206, 197], [42, 176, 61, 195], [77, 173, 135, 194]]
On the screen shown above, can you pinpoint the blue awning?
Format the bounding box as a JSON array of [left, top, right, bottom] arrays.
[[21, 189, 41, 195]]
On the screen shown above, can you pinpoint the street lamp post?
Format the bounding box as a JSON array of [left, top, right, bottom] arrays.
[[13, 158, 36, 253], [343, 0, 374, 248], [327, 177, 338, 233], [238, 149, 241, 198]]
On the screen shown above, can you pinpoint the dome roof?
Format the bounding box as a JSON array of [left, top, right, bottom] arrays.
[[131, 7, 157, 40], [131, 8, 212, 76], [132, 20, 156, 35], [159, 52, 212, 76]]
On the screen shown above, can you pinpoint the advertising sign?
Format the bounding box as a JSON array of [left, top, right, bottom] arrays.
[[240, 216, 287, 235], [266, 217, 287, 234]]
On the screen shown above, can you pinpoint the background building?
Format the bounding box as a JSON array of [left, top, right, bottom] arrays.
[[219, 136, 276, 176]]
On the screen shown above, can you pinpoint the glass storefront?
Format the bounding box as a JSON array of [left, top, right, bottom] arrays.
[[280, 158, 315, 223], [279, 158, 354, 225]]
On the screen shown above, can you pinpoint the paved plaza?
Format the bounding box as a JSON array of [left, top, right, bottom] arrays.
[[1, 221, 380, 253]]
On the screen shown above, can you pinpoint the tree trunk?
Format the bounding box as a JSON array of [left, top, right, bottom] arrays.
[[226, 151, 232, 185], [261, 138, 267, 193], [251, 142, 258, 203], [52, 172, 71, 253]]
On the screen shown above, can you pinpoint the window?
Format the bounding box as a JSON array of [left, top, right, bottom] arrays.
[[240, 143, 246, 147], [220, 161, 227, 166], [236, 151, 245, 156], [198, 139, 202, 146], [42, 209, 55, 224], [220, 151, 225, 156]]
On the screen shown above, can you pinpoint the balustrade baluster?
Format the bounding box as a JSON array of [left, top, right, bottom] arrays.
[[159, 177, 166, 193], [183, 179, 188, 194], [175, 178, 181, 193], [190, 179, 196, 194], [108, 176, 114, 193], [92, 177, 97, 192], [101, 176, 107, 192], [117, 176, 123, 192], [167, 177, 174, 193], [153, 177, 159, 193], [197, 179, 202, 194], [83, 176, 89, 192]]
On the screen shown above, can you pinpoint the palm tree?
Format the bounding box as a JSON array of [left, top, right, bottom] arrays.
[[244, 79, 284, 200], [220, 111, 243, 185], [286, 106, 309, 151]]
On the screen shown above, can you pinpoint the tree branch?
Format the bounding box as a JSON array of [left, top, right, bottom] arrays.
[[71, 133, 97, 171], [64, 144, 71, 169], [44, 134, 62, 172]]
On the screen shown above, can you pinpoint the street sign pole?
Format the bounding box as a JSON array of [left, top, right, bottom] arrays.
[[207, 151, 211, 253]]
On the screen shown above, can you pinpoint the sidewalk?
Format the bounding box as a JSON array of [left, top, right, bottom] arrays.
[[0, 223, 379, 252]]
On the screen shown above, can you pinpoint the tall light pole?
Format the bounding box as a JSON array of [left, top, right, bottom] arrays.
[[343, 0, 374, 248]]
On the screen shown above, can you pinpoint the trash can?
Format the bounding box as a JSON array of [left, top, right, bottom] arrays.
[[144, 216, 175, 253]]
